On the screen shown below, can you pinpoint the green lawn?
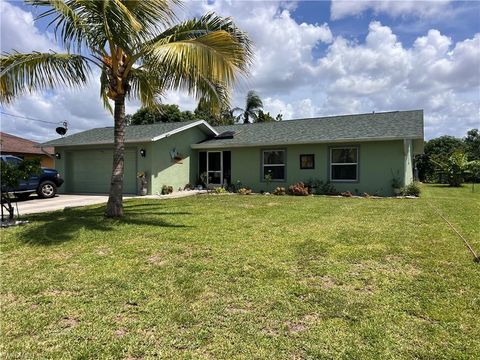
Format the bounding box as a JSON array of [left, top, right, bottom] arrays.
[[1, 184, 479, 359]]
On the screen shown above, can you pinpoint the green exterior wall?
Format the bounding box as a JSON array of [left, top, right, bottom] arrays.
[[54, 125, 207, 195], [198, 140, 411, 196], [148, 126, 207, 194], [53, 125, 418, 197]]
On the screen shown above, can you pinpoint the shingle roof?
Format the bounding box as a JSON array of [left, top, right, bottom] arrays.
[[0, 132, 53, 154], [192, 110, 424, 149], [39, 110, 423, 149], [39, 120, 217, 147]]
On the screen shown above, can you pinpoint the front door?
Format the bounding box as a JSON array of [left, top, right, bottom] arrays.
[[207, 151, 222, 185]]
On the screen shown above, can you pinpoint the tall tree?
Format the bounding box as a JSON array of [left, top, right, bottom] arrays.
[[127, 105, 195, 125], [233, 90, 263, 124], [464, 129, 480, 160], [0, 1, 252, 217], [256, 109, 281, 123], [416, 135, 466, 181], [194, 97, 235, 126]]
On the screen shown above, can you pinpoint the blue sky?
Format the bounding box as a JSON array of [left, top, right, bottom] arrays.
[[293, 1, 480, 45], [1, 0, 479, 142]]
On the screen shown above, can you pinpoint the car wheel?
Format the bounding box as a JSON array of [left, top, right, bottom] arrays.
[[15, 193, 32, 201], [37, 181, 57, 199]]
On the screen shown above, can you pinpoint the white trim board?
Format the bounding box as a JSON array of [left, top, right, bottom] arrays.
[[191, 136, 423, 149], [151, 120, 218, 141]]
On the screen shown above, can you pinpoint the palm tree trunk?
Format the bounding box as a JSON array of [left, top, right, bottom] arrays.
[[105, 96, 126, 217]]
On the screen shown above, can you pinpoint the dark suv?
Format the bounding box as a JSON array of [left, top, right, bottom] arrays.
[[0, 155, 64, 200]]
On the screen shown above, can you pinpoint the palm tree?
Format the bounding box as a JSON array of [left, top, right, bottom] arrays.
[[0, 0, 252, 217], [233, 90, 263, 124]]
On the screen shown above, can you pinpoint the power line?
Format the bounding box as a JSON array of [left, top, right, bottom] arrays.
[[0, 111, 61, 125]]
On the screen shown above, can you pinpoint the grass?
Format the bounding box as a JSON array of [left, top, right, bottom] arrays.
[[1, 184, 479, 359]]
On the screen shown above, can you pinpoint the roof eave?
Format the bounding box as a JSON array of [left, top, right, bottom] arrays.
[[191, 135, 424, 149], [150, 120, 218, 142], [40, 120, 219, 148]]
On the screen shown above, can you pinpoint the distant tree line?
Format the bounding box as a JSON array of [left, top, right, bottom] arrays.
[[416, 129, 480, 186], [126, 90, 283, 126]]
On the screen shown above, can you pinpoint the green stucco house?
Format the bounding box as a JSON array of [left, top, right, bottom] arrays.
[[41, 109, 424, 196]]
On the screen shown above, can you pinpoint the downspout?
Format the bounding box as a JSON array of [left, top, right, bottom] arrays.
[[403, 139, 413, 186], [40, 147, 55, 159]]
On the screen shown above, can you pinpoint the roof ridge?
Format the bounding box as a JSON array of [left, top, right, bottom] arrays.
[[124, 119, 201, 128], [216, 109, 423, 128], [0, 131, 39, 144]]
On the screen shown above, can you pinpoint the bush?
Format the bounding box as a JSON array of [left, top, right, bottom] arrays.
[[214, 187, 227, 194], [288, 182, 309, 196], [273, 186, 286, 195], [184, 183, 194, 191], [304, 179, 337, 195], [237, 188, 252, 195], [319, 182, 337, 195], [401, 182, 421, 197], [161, 185, 173, 195], [432, 151, 470, 187]]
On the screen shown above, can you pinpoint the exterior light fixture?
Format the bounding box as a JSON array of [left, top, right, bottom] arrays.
[[55, 152, 61, 159], [140, 149, 146, 157]]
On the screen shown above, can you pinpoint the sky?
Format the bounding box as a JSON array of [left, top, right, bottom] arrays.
[[0, 0, 479, 142]]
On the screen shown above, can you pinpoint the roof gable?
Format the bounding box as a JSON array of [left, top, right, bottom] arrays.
[[39, 120, 218, 147]]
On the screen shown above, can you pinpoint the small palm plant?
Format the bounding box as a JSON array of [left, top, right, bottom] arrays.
[[432, 151, 472, 187], [264, 171, 272, 193], [0, 0, 252, 217]]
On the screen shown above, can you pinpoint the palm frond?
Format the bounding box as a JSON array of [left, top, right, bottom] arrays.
[[99, 68, 113, 113], [27, 0, 90, 53], [128, 68, 165, 109], [122, 0, 179, 35], [0, 51, 91, 104], [245, 90, 263, 111], [142, 13, 253, 83]]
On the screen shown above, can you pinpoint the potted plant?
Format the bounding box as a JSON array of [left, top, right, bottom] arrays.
[[199, 172, 208, 189], [137, 172, 148, 196], [264, 171, 272, 194]]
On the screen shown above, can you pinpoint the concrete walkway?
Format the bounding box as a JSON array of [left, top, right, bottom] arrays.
[[14, 191, 205, 215]]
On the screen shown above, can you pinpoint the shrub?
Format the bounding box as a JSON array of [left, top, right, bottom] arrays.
[[432, 151, 470, 187], [304, 178, 321, 194], [320, 182, 337, 195], [237, 188, 252, 195], [288, 182, 309, 196], [273, 186, 286, 195], [215, 187, 227, 194], [161, 185, 173, 195], [304, 179, 337, 195], [401, 182, 421, 197], [184, 183, 194, 190]]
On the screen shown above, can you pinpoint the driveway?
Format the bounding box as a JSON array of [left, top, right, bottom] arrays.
[[14, 191, 205, 215], [15, 194, 134, 215]]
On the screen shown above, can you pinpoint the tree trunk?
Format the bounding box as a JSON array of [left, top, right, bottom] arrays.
[[105, 96, 126, 217]]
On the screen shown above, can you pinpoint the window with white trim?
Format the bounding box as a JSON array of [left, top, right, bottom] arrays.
[[262, 150, 285, 181], [330, 147, 358, 181]]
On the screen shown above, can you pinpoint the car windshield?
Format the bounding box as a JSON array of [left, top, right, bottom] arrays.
[[5, 157, 23, 166]]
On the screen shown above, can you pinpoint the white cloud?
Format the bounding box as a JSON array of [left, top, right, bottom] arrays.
[[0, 1, 57, 52], [330, 0, 452, 21], [186, 0, 333, 95], [311, 21, 480, 137]]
